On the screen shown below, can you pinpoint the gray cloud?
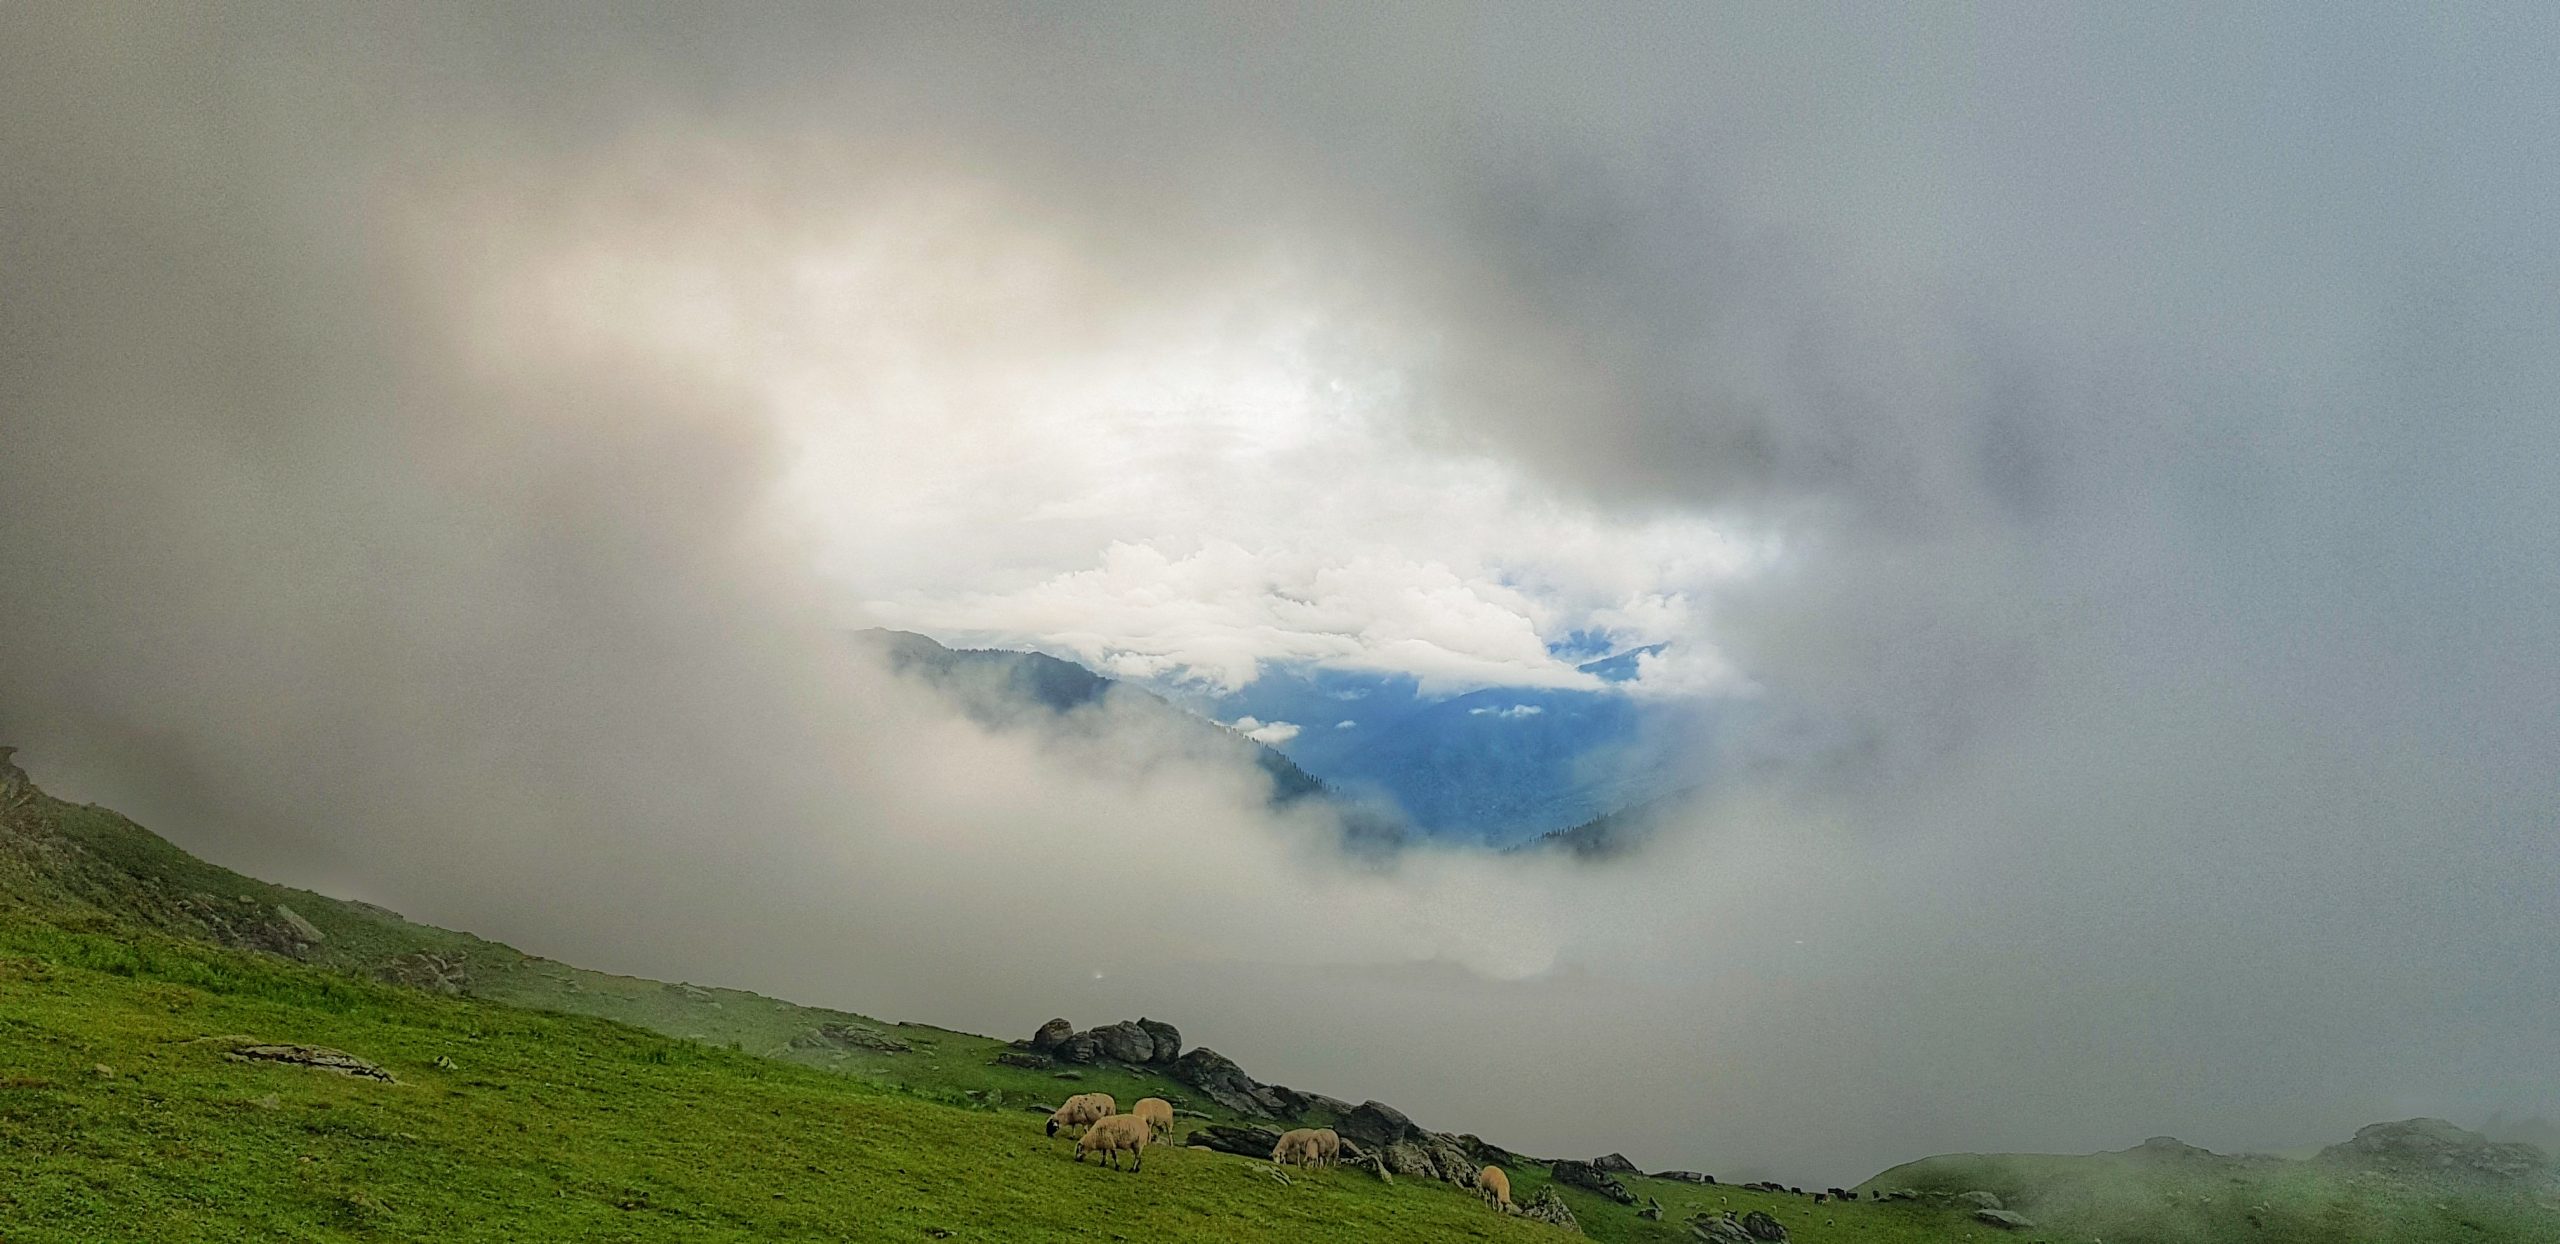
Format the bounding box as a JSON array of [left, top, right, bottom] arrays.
[[5, 2, 2556, 1185]]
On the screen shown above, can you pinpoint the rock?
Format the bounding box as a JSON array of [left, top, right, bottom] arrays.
[[1174, 1109, 1212, 1120], [671, 982, 715, 1002], [787, 1023, 911, 1054], [430, 1055, 458, 1071], [1051, 1070, 1082, 1080], [1639, 1198, 1664, 1220], [1182, 1124, 1284, 1159], [1133, 1017, 1181, 1064], [272, 904, 326, 943], [1691, 1213, 1754, 1244], [2319, 1118, 2552, 1183], [992, 1050, 1052, 1069], [1057, 1033, 1103, 1064], [1592, 1152, 1639, 1173], [1655, 1170, 1717, 1184], [226, 1044, 395, 1082], [89, 1064, 114, 1079], [1029, 1017, 1075, 1051], [1957, 1190, 2004, 1210], [1090, 1021, 1155, 1064], [1423, 1134, 1480, 1187], [1739, 1209, 1789, 1241], [1336, 1099, 1420, 1149], [1974, 1208, 2036, 1230], [376, 951, 470, 996], [1381, 1140, 1443, 1180], [1171, 1047, 1290, 1118], [1552, 1159, 1638, 1204], [1519, 1185, 1581, 1231]]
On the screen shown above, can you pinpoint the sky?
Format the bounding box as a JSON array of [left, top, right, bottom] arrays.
[[4, 3, 2557, 1183]]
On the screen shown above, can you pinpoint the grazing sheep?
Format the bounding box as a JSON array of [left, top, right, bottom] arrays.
[[1478, 1165, 1513, 1212], [1076, 1113, 1154, 1171], [1132, 1097, 1174, 1143], [1046, 1092, 1117, 1138], [1312, 1128, 1342, 1167], [1270, 1128, 1325, 1167]]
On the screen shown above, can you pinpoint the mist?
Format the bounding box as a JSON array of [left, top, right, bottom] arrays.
[[5, 4, 2556, 1185]]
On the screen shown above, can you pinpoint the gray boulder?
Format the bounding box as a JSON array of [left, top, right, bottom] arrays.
[[1336, 1100, 1420, 1149], [1519, 1186, 1581, 1231], [1382, 1140, 1443, 1179], [1957, 1190, 2004, 1210], [1974, 1208, 2036, 1230], [1691, 1213, 1754, 1244], [1170, 1047, 1290, 1117], [1056, 1033, 1103, 1064], [1591, 1152, 1639, 1173], [1133, 1017, 1181, 1064], [1028, 1017, 1074, 1051], [1739, 1209, 1789, 1241], [272, 904, 326, 944], [1091, 1021, 1155, 1064], [1551, 1159, 1638, 1204], [1655, 1170, 1716, 1184], [1182, 1124, 1284, 1159]]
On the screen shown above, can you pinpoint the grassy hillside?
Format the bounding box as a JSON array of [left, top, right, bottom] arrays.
[[1862, 1139, 2560, 1244]]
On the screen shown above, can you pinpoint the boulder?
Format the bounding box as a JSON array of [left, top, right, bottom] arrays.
[[1133, 1017, 1181, 1064], [1552, 1159, 1638, 1204], [1336, 1099, 1420, 1150], [1638, 1198, 1664, 1220], [1691, 1213, 1754, 1244], [1957, 1190, 2004, 1210], [1382, 1140, 1443, 1180], [1518, 1185, 1581, 1231], [787, 1023, 911, 1054], [1170, 1047, 1290, 1118], [1655, 1171, 1717, 1184], [1458, 1133, 1532, 1169], [1592, 1152, 1639, 1173], [1739, 1209, 1789, 1241], [1424, 1134, 1481, 1187], [1182, 1124, 1284, 1159], [992, 1050, 1052, 1069], [272, 904, 326, 944], [226, 1043, 395, 1082], [1974, 1208, 2036, 1230], [1028, 1018, 1074, 1052], [1090, 1021, 1155, 1064], [1056, 1033, 1103, 1065]]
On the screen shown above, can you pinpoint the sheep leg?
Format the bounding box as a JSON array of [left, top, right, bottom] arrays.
[[1131, 1143, 1143, 1173]]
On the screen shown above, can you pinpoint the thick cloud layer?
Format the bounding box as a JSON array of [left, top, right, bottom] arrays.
[[5, 3, 2556, 1183]]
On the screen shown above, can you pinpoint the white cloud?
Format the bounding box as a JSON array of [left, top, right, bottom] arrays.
[[1228, 715, 1302, 745], [1335, 719, 1356, 729], [1469, 704, 1545, 719]]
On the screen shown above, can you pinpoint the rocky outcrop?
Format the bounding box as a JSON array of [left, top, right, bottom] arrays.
[[226, 1043, 395, 1082], [1090, 1021, 1155, 1063], [1551, 1158, 1638, 1204], [1691, 1213, 1754, 1244], [374, 950, 470, 996], [1170, 1047, 1293, 1118], [1182, 1124, 1283, 1159], [1028, 1018, 1074, 1051], [1956, 1190, 2004, 1210], [1655, 1170, 1717, 1184], [1519, 1185, 1580, 1231], [1974, 1208, 2036, 1230], [1738, 1210, 1789, 1241], [991, 1050, 1052, 1069], [1591, 1152, 1638, 1173], [2319, 1118, 2552, 1183], [1335, 1099, 1420, 1150], [787, 1023, 911, 1054], [1027, 1016, 1185, 1067], [1133, 1017, 1181, 1063]]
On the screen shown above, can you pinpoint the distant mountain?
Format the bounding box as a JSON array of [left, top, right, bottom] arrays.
[[1511, 785, 1703, 860], [1168, 651, 1725, 846], [854, 629, 1327, 805]]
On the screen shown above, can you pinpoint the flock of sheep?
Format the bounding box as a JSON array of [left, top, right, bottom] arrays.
[[1043, 1092, 1515, 1214]]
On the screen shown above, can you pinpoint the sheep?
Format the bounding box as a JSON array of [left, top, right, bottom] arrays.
[[1312, 1127, 1341, 1167], [1076, 1113, 1154, 1171], [1046, 1092, 1117, 1138], [1270, 1128, 1325, 1167], [1131, 1097, 1174, 1144], [1477, 1165, 1513, 1213]]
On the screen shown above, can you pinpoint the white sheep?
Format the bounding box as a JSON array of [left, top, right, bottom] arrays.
[[1046, 1092, 1117, 1138], [1076, 1113, 1154, 1171], [1271, 1128, 1324, 1167], [1132, 1097, 1175, 1144], [1312, 1127, 1342, 1168], [1478, 1165, 1513, 1213]]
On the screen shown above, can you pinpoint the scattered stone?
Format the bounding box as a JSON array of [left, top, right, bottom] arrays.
[[1957, 1190, 2004, 1210], [1655, 1171, 1717, 1184], [226, 1044, 396, 1082], [1639, 1198, 1665, 1220], [89, 1063, 114, 1079], [992, 1051, 1052, 1069], [1518, 1186, 1580, 1231], [374, 951, 469, 996], [1973, 1208, 2036, 1230], [430, 1055, 458, 1071], [1551, 1159, 1638, 1204], [1690, 1213, 1754, 1244], [1739, 1209, 1789, 1241]]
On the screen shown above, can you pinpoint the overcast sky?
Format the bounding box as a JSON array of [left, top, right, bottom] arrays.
[[4, 3, 2556, 1183]]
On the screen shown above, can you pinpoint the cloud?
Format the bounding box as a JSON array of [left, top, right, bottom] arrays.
[[1335, 720, 1356, 730], [1228, 716, 1302, 745], [2, 1, 2554, 1190], [1467, 704, 1544, 719]]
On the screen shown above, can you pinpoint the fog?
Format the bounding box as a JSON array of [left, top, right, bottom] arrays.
[[4, 4, 2556, 1184]]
